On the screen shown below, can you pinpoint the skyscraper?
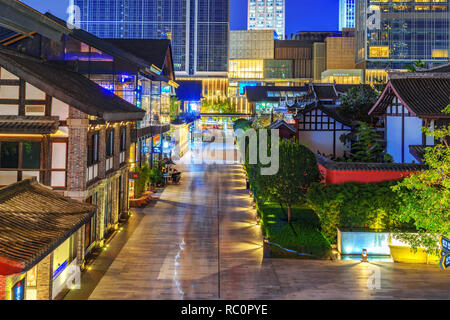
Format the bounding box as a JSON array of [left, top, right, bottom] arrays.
[[355, 0, 450, 69], [248, 0, 285, 40], [339, 0, 355, 30], [73, 0, 229, 77]]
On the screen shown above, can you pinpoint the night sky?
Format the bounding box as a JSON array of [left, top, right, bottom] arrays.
[[22, 0, 339, 37]]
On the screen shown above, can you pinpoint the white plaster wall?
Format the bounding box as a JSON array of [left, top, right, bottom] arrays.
[[0, 85, 19, 99], [52, 143, 67, 169], [386, 116, 402, 163], [0, 105, 19, 115], [387, 115, 423, 163], [0, 68, 19, 80], [404, 116, 423, 163], [25, 83, 46, 100], [51, 98, 69, 120]]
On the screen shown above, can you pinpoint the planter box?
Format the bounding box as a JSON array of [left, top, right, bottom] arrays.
[[389, 245, 440, 264], [337, 229, 390, 255], [338, 228, 441, 264]]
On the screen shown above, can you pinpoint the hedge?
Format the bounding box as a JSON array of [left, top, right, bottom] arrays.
[[306, 180, 409, 244], [258, 201, 331, 258]]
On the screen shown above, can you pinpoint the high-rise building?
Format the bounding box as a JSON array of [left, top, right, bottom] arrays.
[[339, 0, 355, 30], [248, 0, 285, 40], [73, 0, 229, 77], [355, 0, 450, 69]]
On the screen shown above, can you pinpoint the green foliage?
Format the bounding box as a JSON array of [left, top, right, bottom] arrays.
[[391, 103, 450, 252], [258, 201, 331, 258], [340, 85, 380, 124], [149, 160, 166, 187], [306, 180, 407, 243], [201, 97, 236, 114], [246, 138, 321, 223], [405, 59, 426, 72], [251, 114, 283, 129], [339, 122, 392, 163], [169, 96, 181, 121], [233, 118, 251, 133], [134, 163, 151, 198]]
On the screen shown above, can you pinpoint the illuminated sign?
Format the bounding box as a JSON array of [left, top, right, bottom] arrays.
[[441, 236, 450, 252], [136, 85, 142, 108], [152, 146, 162, 154], [53, 260, 68, 280], [12, 280, 24, 300], [440, 236, 450, 270], [129, 172, 140, 180], [239, 82, 260, 96]]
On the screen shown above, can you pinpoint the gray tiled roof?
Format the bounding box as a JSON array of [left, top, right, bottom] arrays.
[[0, 178, 95, 274], [316, 154, 427, 172], [371, 73, 450, 117], [0, 47, 145, 121]]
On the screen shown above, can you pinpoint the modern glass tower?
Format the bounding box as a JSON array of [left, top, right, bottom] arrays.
[[73, 0, 229, 76], [339, 0, 355, 30], [355, 0, 450, 69], [248, 0, 285, 40]]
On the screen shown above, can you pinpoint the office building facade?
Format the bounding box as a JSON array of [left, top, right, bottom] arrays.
[[339, 0, 356, 30], [355, 0, 450, 69], [74, 0, 229, 76], [248, 0, 285, 39]]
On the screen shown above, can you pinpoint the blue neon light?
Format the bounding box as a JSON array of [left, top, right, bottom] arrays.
[[53, 260, 68, 280]]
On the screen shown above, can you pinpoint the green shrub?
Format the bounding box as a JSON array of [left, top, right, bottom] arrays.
[[134, 164, 151, 198], [258, 201, 331, 258], [306, 180, 409, 244]]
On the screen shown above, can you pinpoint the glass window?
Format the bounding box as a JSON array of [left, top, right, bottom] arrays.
[[0, 142, 18, 168], [106, 129, 114, 157], [22, 142, 40, 169]]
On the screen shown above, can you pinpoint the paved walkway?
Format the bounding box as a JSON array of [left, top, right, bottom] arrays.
[[67, 134, 450, 300]]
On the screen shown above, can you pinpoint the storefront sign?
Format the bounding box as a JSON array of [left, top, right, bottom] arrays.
[[129, 172, 140, 180], [152, 146, 162, 154], [441, 236, 450, 253], [440, 236, 450, 270], [12, 280, 24, 300]]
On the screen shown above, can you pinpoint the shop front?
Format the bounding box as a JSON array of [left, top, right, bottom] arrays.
[[0, 178, 95, 300]]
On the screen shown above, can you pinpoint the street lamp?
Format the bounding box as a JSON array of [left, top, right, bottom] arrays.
[[362, 249, 368, 262]]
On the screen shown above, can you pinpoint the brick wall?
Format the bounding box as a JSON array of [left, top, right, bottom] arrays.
[[67, 107, 88, 192], [36, 253, 53, 300]]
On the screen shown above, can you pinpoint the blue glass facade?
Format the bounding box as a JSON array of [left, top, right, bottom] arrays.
[[74, 0, 229, 76], [339, 0, 355, 30], [356, 0, 450, 69]]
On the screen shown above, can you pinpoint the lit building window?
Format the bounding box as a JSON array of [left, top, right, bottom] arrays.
[[369, 46, 389, 58], [432, 49, 449, 58]]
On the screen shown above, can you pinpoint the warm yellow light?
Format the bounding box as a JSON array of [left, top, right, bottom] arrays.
[[432, 49, 449, 58], [369, 46, 389, 58]]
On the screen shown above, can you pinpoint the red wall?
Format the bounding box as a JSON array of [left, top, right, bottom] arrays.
[[0, 257, 22, 277], [0, 275, 5, 300], [318, 164, 416, 184]]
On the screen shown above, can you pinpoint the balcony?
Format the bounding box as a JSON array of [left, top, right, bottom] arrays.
[[131, 124, 171, 142]]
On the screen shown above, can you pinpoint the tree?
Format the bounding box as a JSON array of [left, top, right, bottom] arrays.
[[339, 122, 392, 163], [233, 118, 251, 133], [134, 163, 151, 198], [405, 59, 426, 72], [340, 85, 381, 124], [201, 97, 236, 114], [262, 141, 322, 223], [391, 104, 450, 252], [169, 96, 181, 121]]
